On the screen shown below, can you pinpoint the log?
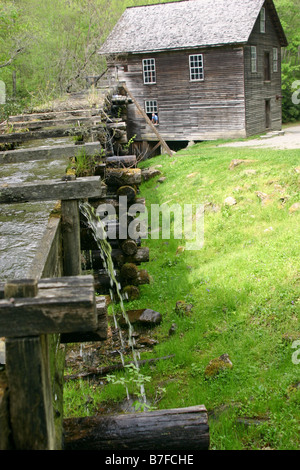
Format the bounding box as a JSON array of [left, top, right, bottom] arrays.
[[121, 239, 138, 256], [117, 185, 137, 202], [105, 155, 137, 168], [0, 176, 105, 204], [105, 168, 141, 187], [120, 263, 139, 281], [81, 246, 149, 270], [64, 405, 209, 451]]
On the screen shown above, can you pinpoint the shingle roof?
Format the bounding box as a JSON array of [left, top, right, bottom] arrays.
[[99, 0, 287, 55]]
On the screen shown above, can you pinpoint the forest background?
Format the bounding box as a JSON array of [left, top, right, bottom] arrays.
[[0, 0, 299, 122]]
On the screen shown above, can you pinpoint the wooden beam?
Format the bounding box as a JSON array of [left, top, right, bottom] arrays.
[[61, 200, 81, 276], [64, 405, 209, 451], [60, 296, 108, 343], [122, 84, 173, 157], [0, 176, 105, 204], [0, 276, 98, 338]]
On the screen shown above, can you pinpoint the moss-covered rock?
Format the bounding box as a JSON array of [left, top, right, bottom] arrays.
[[204, 354, 233, 379]]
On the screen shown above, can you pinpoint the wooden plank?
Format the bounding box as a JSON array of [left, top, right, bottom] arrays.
[[0, 176, 105, 204], [122, 84, 173, 157], [64, 405, 209, 451], [61, 200, 81, 276], [0, 276, 98, 338], [6, 335, 56, 450], [29, 217, 63, 280]]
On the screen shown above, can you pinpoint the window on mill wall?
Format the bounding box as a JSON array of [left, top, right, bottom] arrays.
[[189, 54, 204, 81], [260, 7, 266, 33], [143, 59, 156, 84]]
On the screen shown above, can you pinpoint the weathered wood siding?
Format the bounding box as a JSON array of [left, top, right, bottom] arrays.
[[117, 46, 246, 142], [244, 5, 282, 136]]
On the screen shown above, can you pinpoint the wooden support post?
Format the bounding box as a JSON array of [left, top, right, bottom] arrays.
[[0, 370, 11, 450], [122, 84, 173, 158], [4, 280, 55, 450], [6, 336, 56, 450], [0, 276, 101, 450], [64, 405, 209, 451], [61, 200, 81, 276]]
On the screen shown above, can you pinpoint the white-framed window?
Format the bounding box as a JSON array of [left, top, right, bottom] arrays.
[[143, 58, 156, 84], [251, 46, 257, 73], [260, 7, 266, 33], [145, 100, 158, 119], [189, 54, 204, 81], [273, 47, 278, 72]]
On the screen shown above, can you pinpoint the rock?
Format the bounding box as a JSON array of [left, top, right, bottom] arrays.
[[139, 309, 162, 325], [204, 202, 220, 213], [242, 169, 257, 176], [204, 353, 233, 379], [120, 309, 162, 327], [141, 167, 162, 182], [224, 197, 237, 206], [122, 285, 140, 301], [256, 192, 272, 206], [282, 332, 300, 343], [229, 159, 256, 170], [158, 177, 166, 183], [176, 246, 185, 255], [137, 336, 159, 347], [169, 323, 177, 336], [175, 300, 193, 316], [289, 202, 300, 214]]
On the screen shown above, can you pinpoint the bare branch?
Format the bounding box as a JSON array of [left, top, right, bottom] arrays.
[[0, 47, 25, 69]]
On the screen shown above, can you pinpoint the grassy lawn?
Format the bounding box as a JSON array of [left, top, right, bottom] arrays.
[[64, 138, 300, 450]]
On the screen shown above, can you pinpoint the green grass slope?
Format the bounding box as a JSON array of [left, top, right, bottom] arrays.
[[127, 139, 300, 450]]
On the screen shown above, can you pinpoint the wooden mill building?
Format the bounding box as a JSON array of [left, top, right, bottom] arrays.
[[99, 0, 288, 152]]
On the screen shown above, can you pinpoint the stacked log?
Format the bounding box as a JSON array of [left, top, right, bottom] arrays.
[[79, 94, 150, 300]]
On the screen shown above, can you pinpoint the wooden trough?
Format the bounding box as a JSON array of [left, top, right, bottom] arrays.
[[0, 171, 210, 450], [0, 87, 210, 451]]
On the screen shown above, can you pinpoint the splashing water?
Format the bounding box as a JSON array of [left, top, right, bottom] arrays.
[[79, 201, 146, 403]]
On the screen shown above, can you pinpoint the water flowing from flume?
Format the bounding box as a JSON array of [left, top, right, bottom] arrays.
[[79, 201, 146, 404]]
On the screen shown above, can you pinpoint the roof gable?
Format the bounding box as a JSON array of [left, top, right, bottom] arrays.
[[99, 0, 286, 54], [99, 0, 287, 55]]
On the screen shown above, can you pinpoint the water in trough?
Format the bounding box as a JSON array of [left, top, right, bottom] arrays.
[[0, 156, 69, 280]]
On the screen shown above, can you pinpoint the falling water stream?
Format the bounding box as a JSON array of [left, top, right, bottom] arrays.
[[79, 201, 147, 404]]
